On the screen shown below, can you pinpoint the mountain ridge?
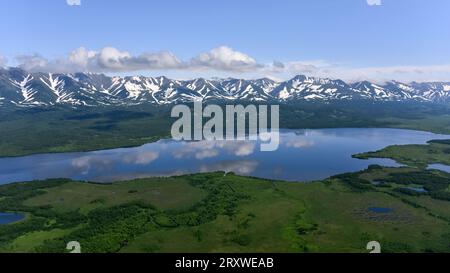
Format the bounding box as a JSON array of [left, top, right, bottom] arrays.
[[1, 67, 449, 107]]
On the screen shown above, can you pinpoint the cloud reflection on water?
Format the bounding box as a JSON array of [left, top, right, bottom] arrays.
[[200, 160, 259, 175], [284, 138, 315, 148], [71, 156, 116, 175], [122, 151, 160, 165], [2, 128, 449, 184], [172, 140, 256, 159]]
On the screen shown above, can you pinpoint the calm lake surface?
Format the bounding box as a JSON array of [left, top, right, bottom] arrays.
[[0, 128, 448, 184], [0, 212, 25, 225], [428, 164, 450, 173]]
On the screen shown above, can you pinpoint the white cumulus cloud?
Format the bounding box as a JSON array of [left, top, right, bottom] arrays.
[[67, 0, 81, 6], [367, 0, 382, 6], [16, 54, 50, 71], [0, 54, 7, 67], [69, 47, 97, 67], [191, 46, 262, 71]]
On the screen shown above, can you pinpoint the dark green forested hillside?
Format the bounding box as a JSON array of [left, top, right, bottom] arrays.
[[1, 102, 449, 157]]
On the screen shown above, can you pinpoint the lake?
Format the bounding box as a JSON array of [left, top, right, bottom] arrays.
[[0, 128, 448, 184], [428, 164, 450, 173], [368, 207, 393, 213], [0, 212, 25, 225], [405, 187, 428, 193]]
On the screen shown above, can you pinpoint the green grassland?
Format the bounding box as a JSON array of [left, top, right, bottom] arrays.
[[1, 168, 450, 253], [1, 102, 449, 253], [1, 102, 449, 157], [354, 139, 450, 168]]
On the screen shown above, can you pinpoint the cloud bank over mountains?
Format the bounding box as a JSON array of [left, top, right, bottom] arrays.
[[15, 46, 260, 74], [3, 46, 450, 83]]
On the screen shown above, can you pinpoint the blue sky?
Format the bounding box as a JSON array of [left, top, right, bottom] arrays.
[[0, 0, 449, 82]]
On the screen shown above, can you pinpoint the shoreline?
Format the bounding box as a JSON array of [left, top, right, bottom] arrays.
[[1, 126, 449, 158]]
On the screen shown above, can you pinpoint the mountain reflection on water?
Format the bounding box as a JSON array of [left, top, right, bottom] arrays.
[[0, 128, 449, 184]]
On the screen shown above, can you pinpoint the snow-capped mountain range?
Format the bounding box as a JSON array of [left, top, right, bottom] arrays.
[[1, 67, 449, 107]]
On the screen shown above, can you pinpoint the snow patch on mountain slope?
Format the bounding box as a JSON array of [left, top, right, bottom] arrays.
[[1, 68, 449, 107], [10, 74, 37, 103]]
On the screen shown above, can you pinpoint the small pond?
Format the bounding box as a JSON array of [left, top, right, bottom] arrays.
[[368, 207, 394, 213], [0, 212, 25, 225]]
